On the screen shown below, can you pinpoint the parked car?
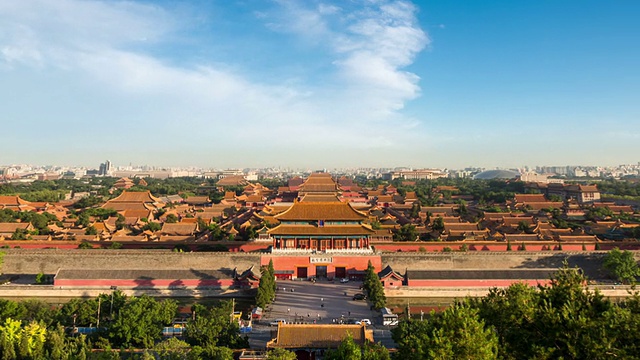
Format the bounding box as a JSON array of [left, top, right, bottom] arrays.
[[339, 278, 349, 283], [359, 319, 372, 326], [269, 319, 286, 326], [352, 293, 366, 301]]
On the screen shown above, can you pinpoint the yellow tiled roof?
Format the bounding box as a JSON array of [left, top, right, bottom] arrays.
[[268, 224, 374, 236], [275, 201, 367, 221], [268, 324, 373, 349]]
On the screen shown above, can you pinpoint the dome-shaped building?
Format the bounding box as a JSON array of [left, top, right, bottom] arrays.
[[473, 169, 520, 180]]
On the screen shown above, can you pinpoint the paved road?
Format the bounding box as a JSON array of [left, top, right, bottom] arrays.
[[248, 279, 380, 349], [267, 279, 375, 324]]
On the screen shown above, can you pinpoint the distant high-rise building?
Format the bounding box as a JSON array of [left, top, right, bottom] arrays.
[[99, 160, 112, 176]]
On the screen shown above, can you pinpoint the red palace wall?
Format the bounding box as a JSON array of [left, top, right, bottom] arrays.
[[54, 279, 236, 288], [261, 255, 382, 279], [407, 279, 553, 287]]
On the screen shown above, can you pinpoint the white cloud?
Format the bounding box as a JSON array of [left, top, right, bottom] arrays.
[[0, 0, 430, 168]]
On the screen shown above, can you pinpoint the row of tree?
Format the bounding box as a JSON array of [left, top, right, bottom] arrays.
[[392, 264, 640, 359], [0, 294, 251, 359]]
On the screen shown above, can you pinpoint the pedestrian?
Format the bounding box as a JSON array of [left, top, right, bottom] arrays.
[[348, 311, 351, 316], [307, 313, 310, 317], [321, 297, 323, 302], [283, 287, 286, 292]]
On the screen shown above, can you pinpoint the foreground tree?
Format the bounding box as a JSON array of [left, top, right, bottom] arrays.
[[266, 347, 297, 360], [393, 303, 498, 360], [603, 247, 640, 284], [185, 302, 248, 350], [325, 335, 390, 360], [107, 295, 177, 348]]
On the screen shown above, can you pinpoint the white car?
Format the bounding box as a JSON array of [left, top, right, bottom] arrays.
[[359, 319, 372, 326], [269, 319, 286, 326], [339, 278, 349, 283]]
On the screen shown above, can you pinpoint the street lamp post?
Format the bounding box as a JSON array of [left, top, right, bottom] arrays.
[[110, 286, 117, 319]]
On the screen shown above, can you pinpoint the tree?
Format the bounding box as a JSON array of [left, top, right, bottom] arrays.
[[266, 347, 297, 360], [431, 217, 445, 233], [392, 303, 498, 360], [10, 228, 28, 240], [469, 264, 640, 359], [410, 203, 421, 219], [185, 302, 248, 350], [603, 247, 640, 284], [394, 224, 418, 242], [56, 298, 99, 327], [115, 214, 126, 230], [207, 223, 225, 241], [201, 345, 235, 360], [107, 295, 177, 348], [165, 214, 179, 223], [77, 241, 93, 249], [35, 273, 46, 284], [516, 221, 531, 233], [108, 241, 123, 249], [153, 337, 191, 359], [256, 263, 276, 308], [142, 222, 162, 232], [44, 325, 68, 360], [456, 200, 469, 216], [0, 318, 21, 360], [362, 342, 391, 360], [325, 334, 361, 360], [19, 321, 47, 359], [363, 261, 386, 310], [85, 225, 98, 235]]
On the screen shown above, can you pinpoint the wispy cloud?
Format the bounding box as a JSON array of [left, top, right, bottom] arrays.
[[0, 0, 430, 167]]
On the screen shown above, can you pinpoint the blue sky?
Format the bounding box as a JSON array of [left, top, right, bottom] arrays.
[[1, 0, 638, 169]]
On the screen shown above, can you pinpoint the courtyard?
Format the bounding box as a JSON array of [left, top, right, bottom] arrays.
[[263, 279, 377, 325]]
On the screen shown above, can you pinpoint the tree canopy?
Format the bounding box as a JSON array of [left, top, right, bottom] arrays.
[[393, 264, 640, 360], [603, 247, 640, 284]]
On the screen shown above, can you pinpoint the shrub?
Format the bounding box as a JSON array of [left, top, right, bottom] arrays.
[[173, 244, 189, 252], [109, 242, 123, 249], [442, 247, 452, 253], [78, 241, 93, 249], [35, 272, 46, 284]]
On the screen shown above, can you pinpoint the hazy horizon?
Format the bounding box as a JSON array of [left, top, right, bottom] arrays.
[[2, 1, 639, 169]]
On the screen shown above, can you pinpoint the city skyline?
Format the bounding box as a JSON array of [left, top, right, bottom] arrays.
[[1, 1, 639, 169]]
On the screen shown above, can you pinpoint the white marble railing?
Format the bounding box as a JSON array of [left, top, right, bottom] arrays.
[[326, 247, 374, 254], [271, 248, 314, 253], [271, 247, 374, 254]]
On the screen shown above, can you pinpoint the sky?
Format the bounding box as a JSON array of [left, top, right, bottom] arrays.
[[1, 0, 639, 170]]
